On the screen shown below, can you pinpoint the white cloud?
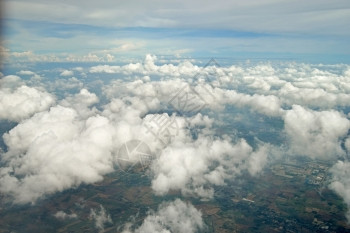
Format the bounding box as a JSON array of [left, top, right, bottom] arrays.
[[221, 90, 283, 117], [65, 53, 115, 62], [60, 88, 99, 118], [151, 136, 269, 199], [100, 86, 273, 199], [2, 55, 350, 226], [99, 57, 284, 118], [122, 199, 205, 233], [0, 105, 115, 204], [0, 75, 55, 122], [0, 75, 24, 88], [279, 82, 350, 108], [5, 48, 119, 63], [247, 145, 269, 176], [60, 70, 74, 76], [101, 42, 141, 54], [345, 137, 350, 153], [283, 105, 350, 159], [329, 161, 350, 223], [0, 46, 10, 61], [52, 77, 84, 91], [90, 205, 113, 232], [10, 50, 60, 62], [54, 211, 78, 220], [90, 54, 199, 77], [90, 64, 122, 74], [17, 70, 36, 76]]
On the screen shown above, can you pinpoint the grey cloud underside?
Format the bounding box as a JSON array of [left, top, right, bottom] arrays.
[[1, 55, 350, 222]]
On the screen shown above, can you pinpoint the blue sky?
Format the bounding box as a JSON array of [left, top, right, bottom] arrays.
[[1, 0, 350, 63]]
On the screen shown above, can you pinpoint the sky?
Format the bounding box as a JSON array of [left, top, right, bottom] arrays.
[[1, 0, 350, 63]]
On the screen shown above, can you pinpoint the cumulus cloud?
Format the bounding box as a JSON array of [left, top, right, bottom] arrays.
[[279, 82, 350, 109], [329, 161, 350, 223], [65, 53, 115, 63], [283, 105, 350, 159], [0, 105, 115, 203], [0, 75, 24, 88], [52, 77, 84, 91], [17, 70, 36, 76], [101, 87, 272, 199], [151, 135, 270, 199], [221, 89, 283, 117], [90, 205, 113, 232], [345, 137, 350, 153], [91, 54, 199, 77], [197, 62, 350, 110], [60, 70, 74, 76], [54, 211, 78, 220], [0, 75, 55, 122], [122, 199, 205, 233], [60, 88, 99, 117], [100, 58, 284, 118], [0, 87, 187, 204]]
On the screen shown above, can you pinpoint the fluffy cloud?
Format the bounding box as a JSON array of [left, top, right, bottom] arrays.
[[17, 70, 36, 76], [91, 54, 199, 77], [345, 137, 350, 153], [90, 205, 113, 232], [54, 211, 78, 220], [101, 89, 271, 199], [0, 105, 115, 203], [0, 75, 55, 122], [60, 70, 74, 76], [100, 57, 284, 118], [95, 56, 347, 117], [279, 82, 350, 108], [151, 136, 270, 199], [122, 199, 205, 233], [60, 88, 99, 118], [284, 105, 350, 159], [52, 77, 84, 91], [221, 89, 283, 117], [329, 161, 350, 223]]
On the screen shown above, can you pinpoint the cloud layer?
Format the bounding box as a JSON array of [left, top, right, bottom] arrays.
[[5, 0, 350, 36], [1, 55, 350, 224]]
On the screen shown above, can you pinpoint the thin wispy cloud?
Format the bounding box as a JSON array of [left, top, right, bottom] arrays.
[[2, 0, 350, 63]]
